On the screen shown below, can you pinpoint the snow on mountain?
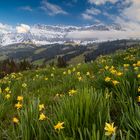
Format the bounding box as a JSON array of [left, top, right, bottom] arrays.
[[0, 23, 123, 47]]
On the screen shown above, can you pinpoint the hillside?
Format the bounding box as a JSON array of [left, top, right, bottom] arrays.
[[1, 46, 140, 139]]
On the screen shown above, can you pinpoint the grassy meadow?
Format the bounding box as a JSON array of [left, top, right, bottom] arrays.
[[1, 46, 140, 139]]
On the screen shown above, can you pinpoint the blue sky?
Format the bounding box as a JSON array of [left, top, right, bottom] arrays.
[[0, 0, 132, 26]]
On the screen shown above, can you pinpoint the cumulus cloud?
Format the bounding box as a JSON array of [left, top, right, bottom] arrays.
[[88, 0, 118, 5], [16, 24, 30, 33], [41, 0, 68, 15]]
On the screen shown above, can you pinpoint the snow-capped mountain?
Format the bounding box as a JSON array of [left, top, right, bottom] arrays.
[[0, 23, 123, 47]]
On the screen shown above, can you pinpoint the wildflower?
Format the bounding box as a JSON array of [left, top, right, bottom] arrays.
[[39, 113, 46, 121], [51, 73, 54, 77], [123, 64, 130, 68], [116, 72, 123, 76], [77, 72, 81, 76], [0, 88, 2, 94], [22, 83, 27, 88], [105, 77, 111, 82], [137, 74, 140, 78], [44, 77, 48, 81], [54, 121, 64, 131], [134, 67, 138, 71], [137, 61, 140, 67], [72, 67, 76, 72], [110, 69, 117, 74], [137, 96, 140, 102], [39, 104, 45, 111], [86, 72, 90, 76], [78, 76, 82, 81], [138, 87, 140, 92], [68, 89, 77, 96], [12, 117, 19, 124], [105, 65, 109, 70], [17, 96, 23, 102], [15, 102, 22, 109], [68, 70, 71, 75], [112, 80, 119, 86], [104, 122, 117, 136], [5, 87, 10, 92], [63, 71, 66, 75], [5, 94, 11, 99]]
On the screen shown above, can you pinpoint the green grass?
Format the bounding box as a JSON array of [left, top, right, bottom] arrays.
[[0, 47, 140, 139]]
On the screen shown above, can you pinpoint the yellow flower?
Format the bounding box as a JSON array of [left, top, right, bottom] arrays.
[[0, 88, 2, 94], [134, 67, 138, 71], [138, 87, 140, 92], [63, 71, 66, 75], [86, 72, 90, 76], [104, 122, 117, 136], [51, 73, 54, 77], [15, 102, 22, 109], [17, 96, 23, 102], [5, 87, 10, 92], [110, 69, 117, 74], [112, 80, 119, 86], [39, 104, 45, 111], [68, 89, 77, 96], [72, 67, 76, 72], [137, 96, 140, 102], [77, 72, 81, 76], [105, 65, 109, 70], [137, 61, 140, 66], [68, 70, 71, 75], [54, 121, 64, 131], [22, 83, 27, 88], [137, 74, 140, 78], [39, 113, 46, 121], [5, 94, 11, 99], [116, 72, 123, 76], [123, 64, 130, 68], [12, 117, 19, 124], [105, 77, 111, 82], [78, 76, 82, 81], [44, 77, 48, 81]]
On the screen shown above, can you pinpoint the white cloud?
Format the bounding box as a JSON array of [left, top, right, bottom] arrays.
[[41, 0, 68, 15], [19, 6, 33, 12], [82, 7, 101, 20], [88, 0, 118, 5], [82, 13, 93, 20], [16, 24, 30, 33]]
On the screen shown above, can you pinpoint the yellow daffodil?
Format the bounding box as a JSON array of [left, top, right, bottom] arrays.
[[137, 74, 140, 78], [5, 87, 10, 92], [5, 94, 11, 99], [17, 96, 23, 102], [51, 73, 54, 77], [123, 64, 130, 67], [78, 76, 82, 81], [104, 122, 117, 136], [138, 87, 140, 92], [105, 77, 111, 82], [63, 71, 66, 75], [54, 121, 64, 131], [116, 72, 123, 76], [12, 117, 19, 124], [77, 72, 81, 76], [68, 70, 71, 75], [22, 83, 27, 88], [39, 104, 45, 111], [39, 113, 46, 121], [137, 61, 140, 67], [137, 96, 140, 102], [15, 102, 22, 109], [112, 80, 119, 86], [68, 89, 77, 96], [86, 72, 90, 76], [44, 77, 48, 81]]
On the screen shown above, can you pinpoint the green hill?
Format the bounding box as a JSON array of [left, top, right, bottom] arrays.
[[1, 46, 140, 139]]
